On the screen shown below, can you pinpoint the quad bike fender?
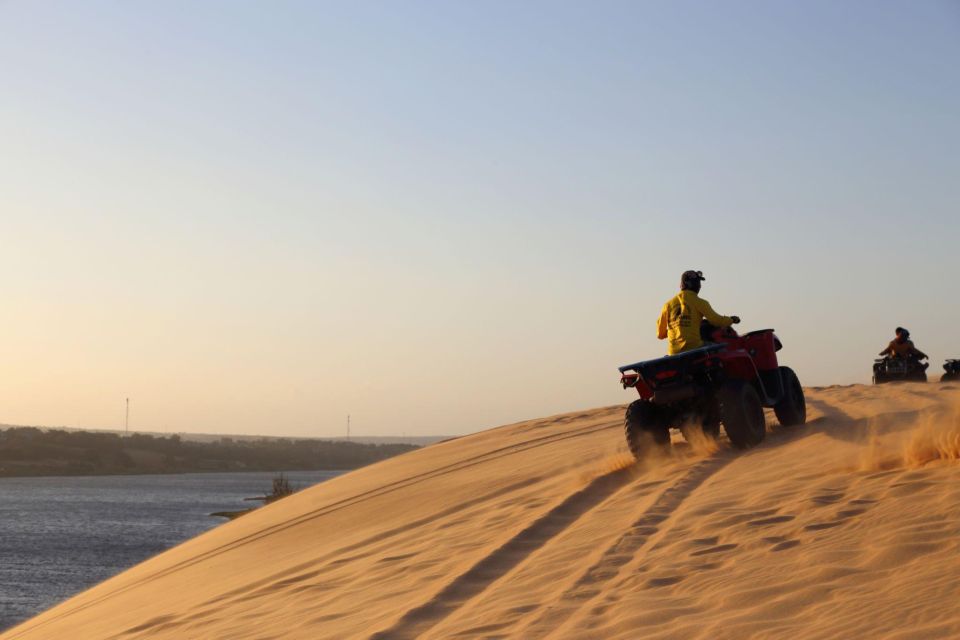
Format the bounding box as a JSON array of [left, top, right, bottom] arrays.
[[719, 350, 785, 406], [757, 368, 785, 405], [718, 349, 756, 380], [740, 330, 780, 370]]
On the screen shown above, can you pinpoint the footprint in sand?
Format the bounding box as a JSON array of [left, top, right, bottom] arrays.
[[806, 500, 874, 531], [771, 540, 801, 552], [690, 543, 738, 557], [747, 515, 795, 526], [763, 536, 802, 552], [647, 575, 684, 587], [837, 508, 868, 519]]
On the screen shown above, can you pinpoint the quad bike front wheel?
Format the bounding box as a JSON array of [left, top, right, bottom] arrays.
[[943, 373, 960, 383], [624, 399, 670, 459], [719, 381, 766, 449], [774, 366, 806, 427]]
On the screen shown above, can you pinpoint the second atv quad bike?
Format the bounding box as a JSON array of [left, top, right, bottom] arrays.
[[943, 359, 960, 382], [872, 356, 928, 384], [618, 325, 805, 459]]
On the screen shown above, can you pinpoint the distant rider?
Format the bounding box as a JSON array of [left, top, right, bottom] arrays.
[[879, 327, 929, 368], [657, 270, 740, 355]]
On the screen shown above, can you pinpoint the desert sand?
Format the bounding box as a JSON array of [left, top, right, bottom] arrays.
[[4, 382, 960, 640]]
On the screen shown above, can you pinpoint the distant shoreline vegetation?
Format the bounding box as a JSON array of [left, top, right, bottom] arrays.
[[0, 427, 419, 477]]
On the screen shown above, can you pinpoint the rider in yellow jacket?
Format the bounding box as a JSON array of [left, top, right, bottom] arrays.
[[657, 270, 740, 355]]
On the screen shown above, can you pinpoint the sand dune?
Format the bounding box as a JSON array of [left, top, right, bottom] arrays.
[[5, 383, 960, 640]]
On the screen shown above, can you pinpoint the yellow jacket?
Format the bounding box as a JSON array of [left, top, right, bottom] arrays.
[[657, 290, 734, 355]]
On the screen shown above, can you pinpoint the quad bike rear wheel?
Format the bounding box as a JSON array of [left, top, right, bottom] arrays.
[[624, 399, 670, 459], [719, 381, 766, 449], [774, 366, 806, 427], [680, 398, 721, 443], [943, 373, 960, 383]]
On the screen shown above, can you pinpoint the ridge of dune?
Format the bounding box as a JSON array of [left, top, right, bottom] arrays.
[[5, 383, 960, 640]]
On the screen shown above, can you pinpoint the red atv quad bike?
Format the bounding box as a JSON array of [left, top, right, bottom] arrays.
[[618, 324, 806, 459]]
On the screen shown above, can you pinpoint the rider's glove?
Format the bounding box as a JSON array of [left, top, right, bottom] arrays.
[[730, 315, 741, 324]]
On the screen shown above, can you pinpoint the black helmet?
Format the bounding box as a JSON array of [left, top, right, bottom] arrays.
[[896, 326, 910, 339], [680, 270, 705, 292]]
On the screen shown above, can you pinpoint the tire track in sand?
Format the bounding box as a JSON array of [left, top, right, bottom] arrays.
[[512, 453, 734, 638], [369, 465, 638, 640], [103, 476, 551, 640]]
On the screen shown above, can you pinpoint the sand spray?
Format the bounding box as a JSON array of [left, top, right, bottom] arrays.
[[859, 398, 960, 471]]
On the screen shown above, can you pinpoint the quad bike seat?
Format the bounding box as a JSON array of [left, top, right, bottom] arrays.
[[618, 343, 724, 375]]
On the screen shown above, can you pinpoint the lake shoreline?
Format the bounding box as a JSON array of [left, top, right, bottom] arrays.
[[0, 470, 344, 633], [0, 427, 418, 478]]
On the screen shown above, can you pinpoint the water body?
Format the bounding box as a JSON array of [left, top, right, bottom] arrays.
[[0, 470, 342, 632]]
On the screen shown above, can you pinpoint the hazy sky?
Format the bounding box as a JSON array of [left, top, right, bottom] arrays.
[[2, 1, 958, 437]]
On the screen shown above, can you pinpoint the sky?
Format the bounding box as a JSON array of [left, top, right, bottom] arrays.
[[1, 1, 958, 437]]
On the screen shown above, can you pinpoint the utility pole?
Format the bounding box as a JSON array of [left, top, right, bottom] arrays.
[[125, 398, 130, 435], [347, 414, 351, 442]]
